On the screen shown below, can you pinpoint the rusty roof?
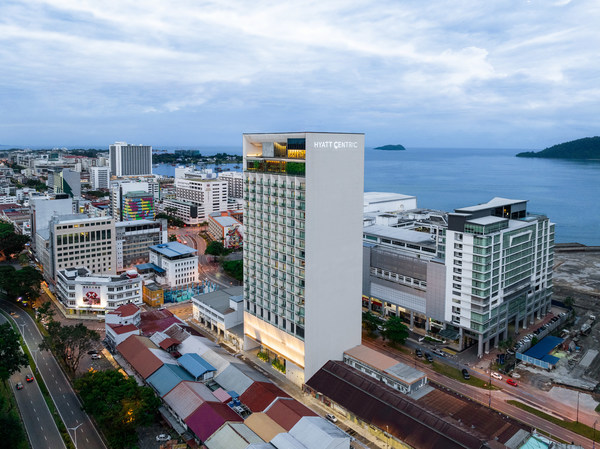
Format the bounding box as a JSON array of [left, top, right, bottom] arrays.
[[240, 381, 291, 413], [116, 335, 163, 379], [264, 398, 317, 431]]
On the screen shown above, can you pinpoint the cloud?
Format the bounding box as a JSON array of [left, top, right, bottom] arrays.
[[0, 0, 599, 147]]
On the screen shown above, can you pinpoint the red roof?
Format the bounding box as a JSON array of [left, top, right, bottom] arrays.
[[184, 402, 242, 442], [140, 309, 183, 336], [109, 303, 140, 317], [159, 337, 181, 350], [264, 397, 317, 431], [240, 381, 290, 412], [116, 335, 163, 379], [108, 323, 139, 335], [0, 203, 21, 211]]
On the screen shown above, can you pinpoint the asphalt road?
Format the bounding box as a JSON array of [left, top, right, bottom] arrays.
[[363, 338, 595, 448], [1, 299, 107, 449], [1, 312, 66, 449]]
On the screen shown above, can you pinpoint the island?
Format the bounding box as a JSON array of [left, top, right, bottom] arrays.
[[516, 136, 600, 159], [374, 144, 406, 151]]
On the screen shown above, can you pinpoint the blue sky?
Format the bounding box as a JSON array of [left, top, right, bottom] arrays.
[[1, 0, 598, 149]]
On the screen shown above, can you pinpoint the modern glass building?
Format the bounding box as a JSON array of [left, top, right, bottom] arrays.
[[243, 132, 364, 385]]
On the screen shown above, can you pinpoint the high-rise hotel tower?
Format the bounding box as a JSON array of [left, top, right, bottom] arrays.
[[243, 132, 364, 384]]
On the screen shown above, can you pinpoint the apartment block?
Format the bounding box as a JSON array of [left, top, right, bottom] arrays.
[[243, 132, 364, 385], [109, 142, 152, 177], [219, 171, 244, 199], [90, 166, 110, 190]]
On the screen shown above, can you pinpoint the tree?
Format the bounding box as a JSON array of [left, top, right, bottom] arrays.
[[39, 322, 100, 372], [205, 241, 225, 256], [36, 300, 55, 322], [362, 311, 380, 336], [74, 370, 161, 449], [0, 266, 42, 303], [0, 409, 25, 447], [564, 296, 575, 308], [222, 260, 243, 281], [168, 234, 177, 242], [0, 323, 29, 388], [381, 316, 409, 345], [0, 223, 30, 259]]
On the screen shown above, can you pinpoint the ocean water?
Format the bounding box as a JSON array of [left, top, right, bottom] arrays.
[[154, 147, 600, 246]]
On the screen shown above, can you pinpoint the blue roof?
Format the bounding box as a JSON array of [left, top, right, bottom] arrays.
[[147, 364, 194, 397], [523, 336, 563, 365], [149, 242, 196, 258], [178, 353, 216, 379], [135, 263, 165, 273]]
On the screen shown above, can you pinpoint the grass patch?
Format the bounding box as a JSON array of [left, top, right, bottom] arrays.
[[430, 362, 499, 390], [508, 400, 600, 442]]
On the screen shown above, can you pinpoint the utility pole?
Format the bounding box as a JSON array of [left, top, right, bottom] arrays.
[[576, 391, 580, 423], [593, 420, 597, 449]]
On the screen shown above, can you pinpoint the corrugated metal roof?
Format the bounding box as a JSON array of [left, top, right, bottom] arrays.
[[288, 416, 349, 447], [179, 353, 216, 378], [270, 433, 308, 449], [204, 423, 263, 449], [212, 388, 231, 403], [185, 402, 243, 442], [244, 413, 286, 443], [163, 381, 219, 420], [264, 398, 317, 431], [214, 362, 269, 396], [149, 242, 197, 258], [305, 361, 483, 449], [116, 335, 163, 379], [147, 363, 194, 397], [240, 381, 290, 413]]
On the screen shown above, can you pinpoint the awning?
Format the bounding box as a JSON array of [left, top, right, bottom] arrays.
[[438, 328, 460, 341]]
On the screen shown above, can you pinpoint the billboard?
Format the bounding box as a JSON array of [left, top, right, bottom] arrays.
[[79, 285, 105, 308]]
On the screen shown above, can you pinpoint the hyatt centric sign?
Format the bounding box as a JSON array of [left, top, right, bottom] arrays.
[[313, 141, 359, 150]]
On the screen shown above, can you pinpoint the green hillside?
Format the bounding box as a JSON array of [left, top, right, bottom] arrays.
[[516, 136, 600, 159]]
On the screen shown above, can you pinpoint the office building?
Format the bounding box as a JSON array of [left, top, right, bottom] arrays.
[[48, 168, 81, 197], [49, 214, 117, 280], [219, 171, 244, 199], [30, 196, 73, 255], [90, 166, 110, 190], [149, 242, 198, 288], [56, 267, 142, 318], [122, 191, 155, 221], [111, 180, 158, 221], [115, 218, 168, 271], [109, 141, 152, 177], [175, 174, 228, 221], [445, 198, 554, 356], [161, 199, 199, 225], [243, 132, 364, 385]]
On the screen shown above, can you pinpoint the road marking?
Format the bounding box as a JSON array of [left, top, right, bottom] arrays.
[[44, 435, 47, 441], [71, 410, 74, 415], [33, 408, 36, 413], [37, 417, 39, 421], [86, 438, 89, 443]]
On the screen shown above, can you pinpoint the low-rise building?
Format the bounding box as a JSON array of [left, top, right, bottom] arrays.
[[149, 242, 198, 288], [56, 267, 142, 318], [192, 286, 244, 349], [207, 211, 244, 248]]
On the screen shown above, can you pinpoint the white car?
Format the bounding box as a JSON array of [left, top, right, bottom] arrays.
[[156, 434, 171, 442], [325, 414, 337, 423], [91, 354, 102, 360], [491, 372, 503, 380]]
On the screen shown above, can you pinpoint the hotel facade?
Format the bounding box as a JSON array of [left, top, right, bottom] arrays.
[[243, 132, 364, 384]]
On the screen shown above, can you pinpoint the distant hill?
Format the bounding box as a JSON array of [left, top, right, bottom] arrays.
[[374, 144, 406, 151], [516, 137, 600, 159]]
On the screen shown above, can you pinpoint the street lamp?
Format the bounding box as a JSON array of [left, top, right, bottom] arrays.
[[593, 420, 598, 449], [576, 391, 580, 423], [67, 423, 83, 449]]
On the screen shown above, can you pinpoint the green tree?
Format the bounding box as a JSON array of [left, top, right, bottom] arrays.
[[381, 316, 409, 345], [205, 241, 225, 256], [168, 234, 177, 242], [39, 322, 100, 372], [362, 311, 380, 336], [564, 296, 575, 308], [0, 223, 30, 259], [0, 323, 29, 388], [75, 370, 160, 449], [0, 410, 25, 447], [36, 300, 55, 322], [222, 260, 243, 281], [0, 266, 42, 303]]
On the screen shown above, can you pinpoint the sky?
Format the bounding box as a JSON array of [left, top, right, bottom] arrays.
[[1, 0, 599, 150]]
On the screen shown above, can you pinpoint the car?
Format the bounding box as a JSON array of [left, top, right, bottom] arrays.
[[461, 369, 470, 380], [491, 372, 503, 380], [87, 349, 98, 355], [325, 413, 338, 423], [9, 311, 16, 316], [425, 353, 433, 362], [25, 374, 34, 383], [91, 354, 102, 360], [418, 336, 426, 342], [16, 382, 23, 390], [155, 434, 171, 442], [506, 378, 518, 386], [415, 349, 423, 358]]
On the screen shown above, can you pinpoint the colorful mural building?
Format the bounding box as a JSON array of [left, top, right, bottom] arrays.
[[122, 191, 155, 221], [207, 210, 244, 249]]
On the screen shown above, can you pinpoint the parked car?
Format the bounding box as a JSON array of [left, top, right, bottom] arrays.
[[415, 349, 423, 358], [25, 374, 34, 383], [461, 369, 470, 380], [325, 413, 338, 423], [156, 434, 171, 442], [506, 378, 518, 386], [91, 354, 102, 360], [87, 349, 98, 355], [16, 382, 23, 390], [425, 353, 433, 362], [491, 372, 503, 380]]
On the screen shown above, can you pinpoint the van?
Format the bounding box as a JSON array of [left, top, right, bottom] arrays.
[[461, 369, 470, 380]]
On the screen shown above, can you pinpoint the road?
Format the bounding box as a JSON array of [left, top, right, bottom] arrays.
[[1, 299, 107, 449], [363, 338, 595, 448], [1, 311, 66, 449]]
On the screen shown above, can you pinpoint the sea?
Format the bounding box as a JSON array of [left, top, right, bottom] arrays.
[[152, 146, 600, 246]]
